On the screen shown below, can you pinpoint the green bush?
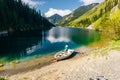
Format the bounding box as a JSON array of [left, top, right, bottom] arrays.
[[0, 77, 6, 80]]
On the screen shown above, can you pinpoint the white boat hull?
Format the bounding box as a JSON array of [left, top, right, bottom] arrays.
[[54, 49, 74, 60]]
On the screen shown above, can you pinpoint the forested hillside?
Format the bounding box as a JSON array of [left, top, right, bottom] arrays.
[[0, 0, 54, 32], [69, 0, 119, 28], [68, 0, 120, 40], [56, 3, 98, 26]]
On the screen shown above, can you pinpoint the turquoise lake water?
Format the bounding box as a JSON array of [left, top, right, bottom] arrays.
[[0, 27, 100, 63]]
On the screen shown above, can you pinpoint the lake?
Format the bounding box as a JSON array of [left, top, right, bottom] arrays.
[[0, 27, 100, 63]]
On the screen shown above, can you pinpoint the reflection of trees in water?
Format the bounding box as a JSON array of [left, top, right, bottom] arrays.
[[0, 27, 100, 62], [70, 29, 100, 45], [0, 30, 48, 61]]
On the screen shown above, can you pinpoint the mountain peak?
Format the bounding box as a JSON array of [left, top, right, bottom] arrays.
[[56, 3, 98, 26], [52, 14, 61, 16], [47, 14, 62, 24]]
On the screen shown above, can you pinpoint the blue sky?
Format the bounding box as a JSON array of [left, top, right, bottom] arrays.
[[22, 0, 104, 17], [35, 0, 82, 12]]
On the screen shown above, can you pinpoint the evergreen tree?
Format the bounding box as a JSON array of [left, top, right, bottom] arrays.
[[0, 0, 54, 32]]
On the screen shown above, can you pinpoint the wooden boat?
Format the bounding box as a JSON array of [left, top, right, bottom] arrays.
[[54, 49, 74, 60]]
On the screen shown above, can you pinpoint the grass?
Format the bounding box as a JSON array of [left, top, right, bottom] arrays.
[[68, 1, 106, 27], [91, 40, 120, 56], [0, 76, 30, 80], [21, 77, 30, 80], [0, 77, 8, 80], [67, 0, 120, 30]]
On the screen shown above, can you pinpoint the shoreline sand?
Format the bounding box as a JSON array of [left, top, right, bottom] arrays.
[[8, 50, 120, 80], [0, 46, 95, 77], [0, 54, 54, 76], [1, 45, 120, 80], [9, 50, 120, 80]]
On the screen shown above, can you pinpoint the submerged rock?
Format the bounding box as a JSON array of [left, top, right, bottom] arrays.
[[15, 60, 20, 64], [0, 63, 4, 67], [10, 60, 20, 64]]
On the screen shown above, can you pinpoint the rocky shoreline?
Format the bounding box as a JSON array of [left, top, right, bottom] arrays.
[[8, 50, 120, 80], [0, 45, 120, 80]]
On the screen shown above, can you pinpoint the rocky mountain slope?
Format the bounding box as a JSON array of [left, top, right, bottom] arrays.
[[56, 3, 98, 26], [48, 14, 62, 24]]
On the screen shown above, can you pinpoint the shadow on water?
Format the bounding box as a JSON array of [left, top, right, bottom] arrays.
[[0, 27, 100, 63], [0, 30, 47, 62]]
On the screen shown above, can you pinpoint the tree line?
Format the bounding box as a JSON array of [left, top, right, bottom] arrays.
[[0, 0, 54, 32], [74, 0, 119, 28]]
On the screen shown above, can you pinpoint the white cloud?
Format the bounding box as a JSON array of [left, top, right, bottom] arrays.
[[21, 0, 45, 7], [45, 8, 72, 17], [79, 0, 104, 5]]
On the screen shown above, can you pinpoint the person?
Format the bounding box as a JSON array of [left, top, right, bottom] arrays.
[[64, 43, 69, 52]]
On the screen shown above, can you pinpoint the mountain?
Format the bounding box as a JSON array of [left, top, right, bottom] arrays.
[[68, 0, 120, 40], [68, 0, 119, 27], [56, 3, 98, 26], [48, 14, 62, 24], [0, 0, 54, 32]]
